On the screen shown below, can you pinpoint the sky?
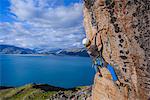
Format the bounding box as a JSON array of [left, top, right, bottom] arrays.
[[0, 0, 85, 49]]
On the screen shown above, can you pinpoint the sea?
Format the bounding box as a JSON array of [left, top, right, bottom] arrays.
[[0, 54, 95, 88]]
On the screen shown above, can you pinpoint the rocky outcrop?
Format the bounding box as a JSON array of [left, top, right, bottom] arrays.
[[92, 73, 129, 100], [83, 0, 150, 100], [0, 84, 92, 100]]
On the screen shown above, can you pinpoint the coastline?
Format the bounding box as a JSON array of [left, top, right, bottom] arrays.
[[0, 53, 90, 58]]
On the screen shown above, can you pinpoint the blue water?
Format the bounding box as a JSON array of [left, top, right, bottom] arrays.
[[0, 55, 95, 88]]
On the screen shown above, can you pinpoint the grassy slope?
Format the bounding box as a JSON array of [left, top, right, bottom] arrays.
[[0, 84, 91, 100]]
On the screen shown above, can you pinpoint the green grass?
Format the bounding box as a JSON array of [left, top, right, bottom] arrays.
[[0, 84, 90, 100]]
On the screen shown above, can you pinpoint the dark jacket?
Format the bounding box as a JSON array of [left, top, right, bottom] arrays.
[[87, 45, 100, 58], [87, 45, 107, 67]]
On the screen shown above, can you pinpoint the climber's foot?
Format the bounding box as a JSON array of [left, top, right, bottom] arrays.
[[120, 82, 126, 87], [99, 74, 102, 77], [115, 80, 122, 88], [97, 73, 102, 80], [97, 74, 102, 80], [115, 80, 121, 86]]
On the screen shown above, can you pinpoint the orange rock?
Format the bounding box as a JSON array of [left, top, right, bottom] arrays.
[[92, 73, 129, 100], [83, 0, 150, 99]]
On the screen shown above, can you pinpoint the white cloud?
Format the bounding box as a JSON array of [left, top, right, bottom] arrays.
[[10, 0, 83, 28], [0, 0, 85, 49]]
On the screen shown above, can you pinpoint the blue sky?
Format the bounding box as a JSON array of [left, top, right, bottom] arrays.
[[0, 0, 85, 49]]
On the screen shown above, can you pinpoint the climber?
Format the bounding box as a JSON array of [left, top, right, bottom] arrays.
[[82, 37, 121, 85]]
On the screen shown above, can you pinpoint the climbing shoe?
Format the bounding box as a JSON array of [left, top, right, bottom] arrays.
[[115, 80, 121, 86], [115, 80, 124, 89]]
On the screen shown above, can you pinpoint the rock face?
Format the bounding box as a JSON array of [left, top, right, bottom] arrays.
[[92, 73, 129, 100], [83, 0, 150, 100]]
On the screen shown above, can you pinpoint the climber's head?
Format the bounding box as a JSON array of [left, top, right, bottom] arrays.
[[82, 38, 91, 47]]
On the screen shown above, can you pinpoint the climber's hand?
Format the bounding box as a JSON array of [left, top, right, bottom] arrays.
[[115, 80, 121, 86]]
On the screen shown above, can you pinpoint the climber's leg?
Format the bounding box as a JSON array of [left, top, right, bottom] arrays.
[[97, 66, 102, 77], [94, 65, 102, 77], [106, 64, 123, 87], [93, 64, 98, 72], [106, 64, 118, 81]]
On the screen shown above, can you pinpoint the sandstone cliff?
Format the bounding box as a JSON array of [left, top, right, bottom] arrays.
[[83, 0, 150, 100]]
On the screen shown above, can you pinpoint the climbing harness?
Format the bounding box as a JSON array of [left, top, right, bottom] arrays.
[[93, 56, 118, 81]]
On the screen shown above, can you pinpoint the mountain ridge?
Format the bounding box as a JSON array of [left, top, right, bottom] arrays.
[[0, 44, 36, 54], [0, 44, 89, 57]]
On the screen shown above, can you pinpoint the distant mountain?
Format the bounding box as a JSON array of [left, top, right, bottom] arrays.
[[35, 48, 89, 57], [55, 48, 89, 57], [36, 48, 62, 55], [0, 45, 36, 54], [0, 44, 89, 57]]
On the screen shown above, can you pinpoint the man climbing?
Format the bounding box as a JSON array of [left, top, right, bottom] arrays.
[[82, 37, 121, 86]]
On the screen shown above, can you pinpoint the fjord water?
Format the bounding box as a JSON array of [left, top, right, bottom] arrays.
[[0, 55, 95, 88]]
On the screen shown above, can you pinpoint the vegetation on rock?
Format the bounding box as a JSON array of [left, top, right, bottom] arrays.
[[0, 84, 92, 100]]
